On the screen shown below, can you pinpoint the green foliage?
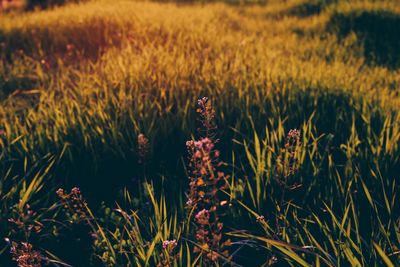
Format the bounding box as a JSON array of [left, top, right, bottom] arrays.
[[0, 0, 399, 266]]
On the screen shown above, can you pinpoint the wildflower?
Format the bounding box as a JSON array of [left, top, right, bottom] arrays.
[[196, 97, 217, 138], [276, 129, 302, 180], [8, 204, 43, 237], [66, 44, 74, 51], [274, 129, 303, 236], [71, 187, 80, 194], [56, 188, 64, 197], [186, 198, 194, 207], [256, 215, 265, 222], [137, 133, 149, 164], [39, 59, 50, 69], [268, 255, 278, 265], [195, 209, 210, 225], [159, 239, 178, 267], [10, 241, 43, 267], [185, 97, 231, 264], [56, 187, 89, 223], [287, 129, 300, 139], [186, 137, 226, 207], [162, 239, 177, 250]]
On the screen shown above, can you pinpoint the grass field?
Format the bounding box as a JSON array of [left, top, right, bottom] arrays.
[[0, 0, 400, 266]]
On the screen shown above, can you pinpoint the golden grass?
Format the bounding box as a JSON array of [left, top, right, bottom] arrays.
[[0, 0, 399, 265]]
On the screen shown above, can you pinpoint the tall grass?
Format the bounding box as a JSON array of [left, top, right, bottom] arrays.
[[0, 0, 399, 265]]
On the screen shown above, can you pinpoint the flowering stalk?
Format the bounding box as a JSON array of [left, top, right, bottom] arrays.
[[196, 97, 217, 139], [8, 204, 43, 241], [283, 129, 302, 179], [159, 239, 178, 267], [274, 129, 302, 236], [56, 187, 89, 224], [186, 97, 231, 264], [137, 133, 149, 165]]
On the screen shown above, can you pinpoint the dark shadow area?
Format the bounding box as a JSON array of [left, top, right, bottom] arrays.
[[328, 9, 400, 68], [154, 0, 267, 6], [285, 0, 336, 17], [0, 76, 39, 100], [26, 0, 86, 10], [0, 18, 126, 65]]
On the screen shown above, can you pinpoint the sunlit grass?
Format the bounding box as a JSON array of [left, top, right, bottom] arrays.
[[0, 0, 399, 265]]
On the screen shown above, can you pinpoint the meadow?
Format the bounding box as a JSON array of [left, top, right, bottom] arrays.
[[0, 0, 400, 266]]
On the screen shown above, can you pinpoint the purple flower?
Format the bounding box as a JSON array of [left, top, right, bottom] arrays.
[[162, 239, 178, 250], [56, 188, 64, 197], [71, 187, 81, 195], [195, 209, 210, 224]]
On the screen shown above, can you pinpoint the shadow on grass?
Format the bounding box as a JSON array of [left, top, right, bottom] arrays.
[[328, 9, 400, 68], [284, 0, 336, 17]]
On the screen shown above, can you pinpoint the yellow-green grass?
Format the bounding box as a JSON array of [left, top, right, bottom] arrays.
[[0, 0, 399, 266]]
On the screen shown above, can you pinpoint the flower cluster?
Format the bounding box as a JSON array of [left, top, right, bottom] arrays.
[[186, 97, 231, 264], [7, 205, 44, 266], [276, 129, 302, 182], [8, 204, 43, 239], [274, 129, 302, 236], [195, 209, 210, 224], [9, 241, 43, 267], [137, 133, 149, 164], [186, 138, 227, 208], [287, 129, 300, 139], [162, 239, 177, 250], [56, 187, 89, 223], [196, 97, 217, 139], [256, 215, 265, 223], [159, 240, 178, 267]]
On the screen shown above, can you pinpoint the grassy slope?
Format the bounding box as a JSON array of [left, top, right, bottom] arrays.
[[0, 0, 399, 266]]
